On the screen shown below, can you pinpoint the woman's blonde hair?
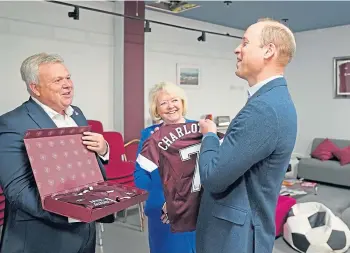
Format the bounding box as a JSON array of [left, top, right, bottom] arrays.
[[148, 81, 188, 121]]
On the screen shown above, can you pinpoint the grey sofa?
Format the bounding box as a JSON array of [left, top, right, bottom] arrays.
[[297, 138, 350, 188], [273, 137, 350, 253]]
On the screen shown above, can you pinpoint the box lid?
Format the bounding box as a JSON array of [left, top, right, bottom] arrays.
[[24, 126, 104, 201]]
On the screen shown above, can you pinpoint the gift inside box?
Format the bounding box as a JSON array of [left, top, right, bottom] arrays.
[[52, 181, 140, 205], [24, 126, 148, 222]]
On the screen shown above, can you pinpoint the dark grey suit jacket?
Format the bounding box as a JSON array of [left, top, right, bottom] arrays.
[[0, 98, 109, 253]]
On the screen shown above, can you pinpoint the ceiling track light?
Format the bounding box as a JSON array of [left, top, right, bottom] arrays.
[[47, 1, 243, 40], [197, 31, 206, 42], [281, 18, 289, 26], [144, 20, 151, 33], [68, 6, 79, 20]]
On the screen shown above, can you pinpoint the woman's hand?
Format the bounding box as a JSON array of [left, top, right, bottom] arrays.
[[150, 127, 160, 135]]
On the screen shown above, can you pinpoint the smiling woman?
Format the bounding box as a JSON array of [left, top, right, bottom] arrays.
[[149, 81, 188, 125], [134, 81, 197, 253]]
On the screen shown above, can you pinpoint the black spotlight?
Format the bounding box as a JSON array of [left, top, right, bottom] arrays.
[[197, 31, 206, 42], [144, 20, 151, 32], [68, 6, 79, 20]]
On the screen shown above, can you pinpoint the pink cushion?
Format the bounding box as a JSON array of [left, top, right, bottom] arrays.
[[275, 195, 296, 237], [311, 138, 339, 161], [333, 146, 350, 165]]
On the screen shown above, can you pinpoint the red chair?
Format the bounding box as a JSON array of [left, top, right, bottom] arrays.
[[103, 131, 127, 162], [95, 132, 145, 246], [87, 120, 104, 134], [106, 161, 135, 185], [124, 139, 140, 162], [102, 131, 145, 231]]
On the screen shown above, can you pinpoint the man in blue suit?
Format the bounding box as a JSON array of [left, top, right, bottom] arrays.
[[197, 18, 297, 253], [0, 53, 112, 253]]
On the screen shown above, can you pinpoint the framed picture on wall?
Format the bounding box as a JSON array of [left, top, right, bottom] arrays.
[[334, 56, 350, 98], [176, 64, 200, 87]]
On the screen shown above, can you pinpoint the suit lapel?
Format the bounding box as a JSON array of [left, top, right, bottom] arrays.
[[71, 109, 86, 127], [25, 98, 57, 129]]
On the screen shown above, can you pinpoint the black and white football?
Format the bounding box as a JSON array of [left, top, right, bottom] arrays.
[[283, 202, 350, 253]]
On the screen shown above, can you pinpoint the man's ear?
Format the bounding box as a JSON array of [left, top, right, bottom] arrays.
[[29, 83, 41, 97], [264, 43, 277, 60]]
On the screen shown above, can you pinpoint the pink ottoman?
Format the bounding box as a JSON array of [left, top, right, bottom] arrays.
[[275, 195, 296, 237]]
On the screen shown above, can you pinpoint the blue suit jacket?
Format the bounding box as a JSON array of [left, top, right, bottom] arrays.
[[196, 77, 297, 253], [0, 98, 108, 253]]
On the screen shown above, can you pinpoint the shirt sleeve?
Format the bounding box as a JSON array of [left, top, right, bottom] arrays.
[[98, 141, 110, 161]]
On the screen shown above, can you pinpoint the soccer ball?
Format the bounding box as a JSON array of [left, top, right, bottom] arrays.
[[283, 202, 350, 253]]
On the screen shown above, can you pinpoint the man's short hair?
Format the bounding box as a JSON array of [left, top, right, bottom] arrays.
[[20, 53, 64, 92], [257, 18, 296, 66]]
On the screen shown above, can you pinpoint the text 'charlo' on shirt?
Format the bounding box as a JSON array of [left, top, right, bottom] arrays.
[[136, 121, 224, 233]]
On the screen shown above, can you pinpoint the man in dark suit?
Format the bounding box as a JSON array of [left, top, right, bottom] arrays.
[[197, 18, 298, 253], [0, 53, 111, 253]]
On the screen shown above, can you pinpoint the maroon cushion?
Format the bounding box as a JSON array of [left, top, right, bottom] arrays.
[[333, 146, 350, 165], [311, 138, 339, 160]]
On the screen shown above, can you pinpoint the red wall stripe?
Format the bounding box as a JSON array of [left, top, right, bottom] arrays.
[[123, 1, 145, 142]]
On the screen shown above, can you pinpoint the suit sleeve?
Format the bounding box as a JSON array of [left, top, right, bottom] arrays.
[[134, 131, 159, 191], [199, 101, 279, 193], [96, 154, 107, 180], [0, 119, 69, 224]]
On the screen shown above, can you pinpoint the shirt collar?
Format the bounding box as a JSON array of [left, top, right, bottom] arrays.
[[247, 75, 283, 98], [31, 96, 74, 119]]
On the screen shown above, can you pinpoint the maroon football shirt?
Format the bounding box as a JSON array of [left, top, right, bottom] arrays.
[[55, 194, 117, 209], [339, 62, 350, 93], [137, 122, 204, 233]]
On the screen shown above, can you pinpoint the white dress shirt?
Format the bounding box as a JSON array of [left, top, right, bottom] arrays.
[[247, 75, 283, 98], [31, 97, 109, 161]]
